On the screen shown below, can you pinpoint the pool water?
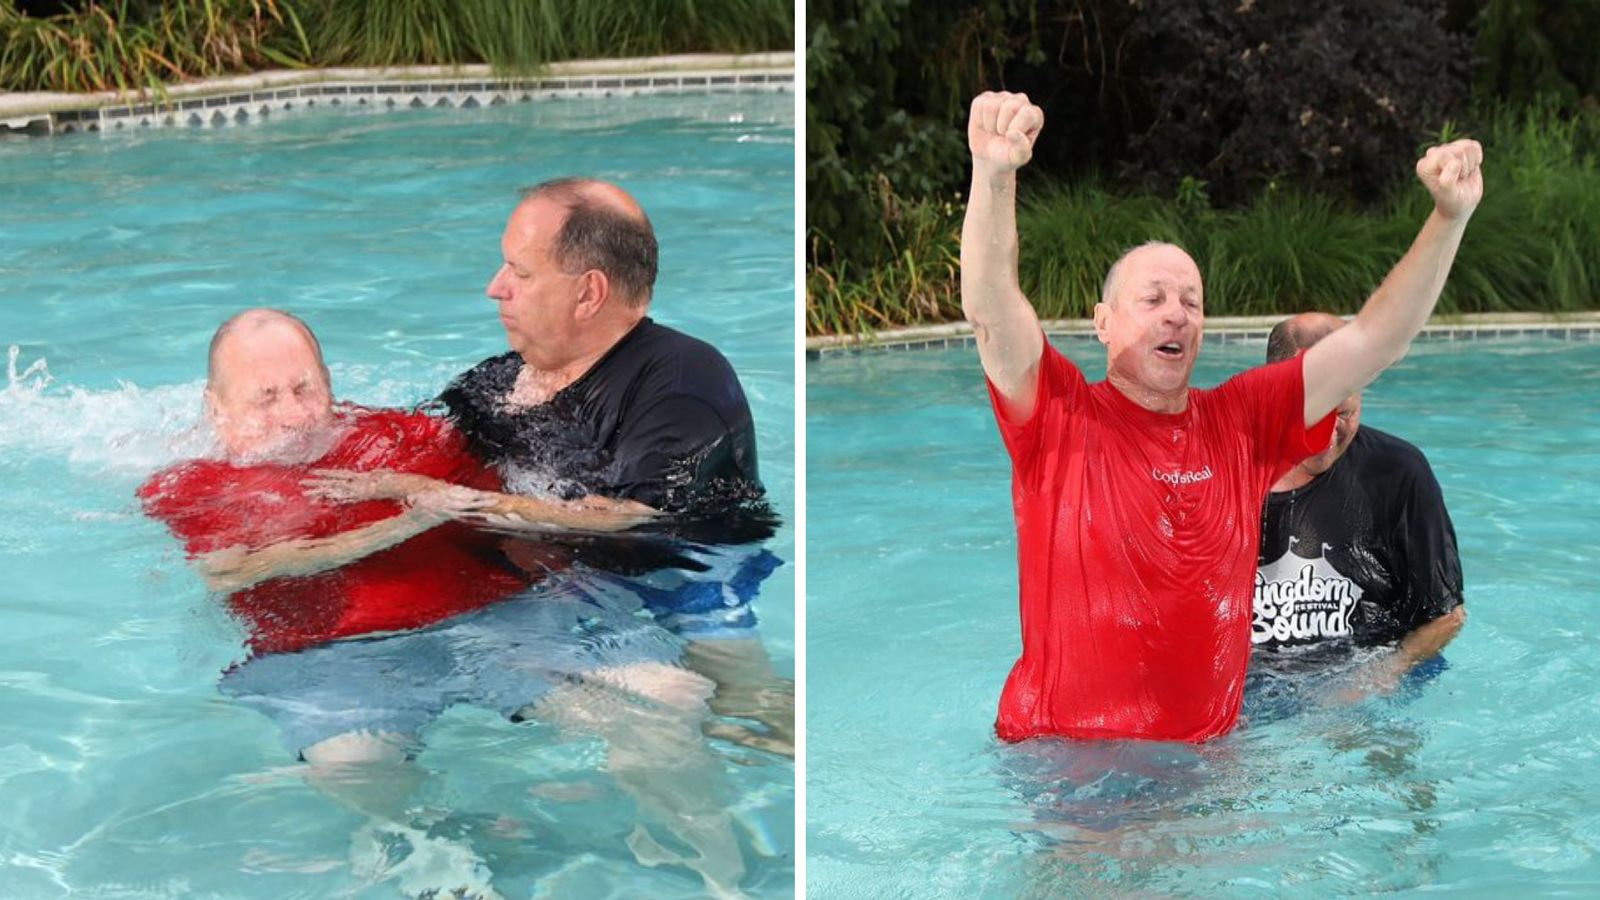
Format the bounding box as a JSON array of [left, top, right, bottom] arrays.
[[807, 337, 1600, 896], [0, 92, 794, 898]]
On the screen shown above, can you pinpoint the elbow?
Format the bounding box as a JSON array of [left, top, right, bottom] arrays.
[[1382, 336, 1413, 371], [960, 294, 985, 328]]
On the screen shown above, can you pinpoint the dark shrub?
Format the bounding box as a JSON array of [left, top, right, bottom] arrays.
[[1120, 0, 1472, 206]]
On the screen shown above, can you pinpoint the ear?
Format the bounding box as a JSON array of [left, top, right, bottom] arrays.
[[1093, 301, 1110, 345], [573, 269, 610, 321]]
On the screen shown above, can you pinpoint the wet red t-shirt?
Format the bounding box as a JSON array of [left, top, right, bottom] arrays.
[[987, 346, 1336, 742], [138, 407, 528, 655]]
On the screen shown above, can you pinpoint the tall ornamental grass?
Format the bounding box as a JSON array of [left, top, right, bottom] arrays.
[[0, 0, 792, 93], [0, 0, 308, 93], [808, 104, 1600, 336], [304, 0, 789, 70]]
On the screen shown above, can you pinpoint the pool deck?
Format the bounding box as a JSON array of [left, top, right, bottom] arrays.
[[806, 311, 1600, 357], [0, 52, 793, 135]]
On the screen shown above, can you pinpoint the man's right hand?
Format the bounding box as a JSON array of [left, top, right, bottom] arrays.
[[968, 91, 1044, 178]]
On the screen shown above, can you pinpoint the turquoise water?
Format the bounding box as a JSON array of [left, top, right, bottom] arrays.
[[0, 93, 794, 898], [807, 337, 1600, 896]]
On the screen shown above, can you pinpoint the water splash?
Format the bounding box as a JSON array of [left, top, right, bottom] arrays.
[[0, 358, 456, 477], [7, 345, 52, 393]]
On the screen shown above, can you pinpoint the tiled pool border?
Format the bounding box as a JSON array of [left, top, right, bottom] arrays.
[[806, 313, 1600, 359], [0, 53, 793, 136]]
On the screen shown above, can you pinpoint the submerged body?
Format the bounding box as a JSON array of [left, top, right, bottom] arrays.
[[140, 406, 526, 655]]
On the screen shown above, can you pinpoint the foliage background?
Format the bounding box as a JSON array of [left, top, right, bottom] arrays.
[[807, 0, 1600, 334]]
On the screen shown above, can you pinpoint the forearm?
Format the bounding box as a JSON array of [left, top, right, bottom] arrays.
[[199, 512, 432, 592], [1353, 605, 1467, 692], [1303, 138, 1482, 422], [473, 489, 654, 533], [1351, 210, 1471, 369], [961, 170, 1043, 406], [1394, 604, 1467, 669]]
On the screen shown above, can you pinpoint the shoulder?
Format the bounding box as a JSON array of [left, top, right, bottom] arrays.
[[139, 456, 243, 497], [1339, 426, 1446, 504], [620, 320, 745, 402], [1347, 427, 1436, 481], [332, 406, 461, 468], [442, 352, 520, 398], [137, 458, 245, 533], [634, 320, 737, 375], [352, 405, 454, 440], [1209, 357, 1302, 400], [1354, 426, 1429, 466], [138, 459, 220, 506]]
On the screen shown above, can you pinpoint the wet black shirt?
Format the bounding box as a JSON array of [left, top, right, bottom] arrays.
[[1254, 427, 1463, 654], [438, 318, 773, 547]]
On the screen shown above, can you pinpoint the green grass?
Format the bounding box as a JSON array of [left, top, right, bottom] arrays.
[[0, 0, 793, 93], [808, 104, 1600, 335]]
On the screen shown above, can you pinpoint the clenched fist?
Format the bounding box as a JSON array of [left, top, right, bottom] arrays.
[[968, 91, 1044, 177], [1416, 139, 1484, 221]]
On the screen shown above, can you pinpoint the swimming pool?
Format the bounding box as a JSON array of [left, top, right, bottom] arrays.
[[0, 91, 794, 898], [807, 336, 1600, 896]]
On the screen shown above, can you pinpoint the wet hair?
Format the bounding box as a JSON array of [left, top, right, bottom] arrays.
[[520, 177, 658, 307], [1266, 314, 1343, 363], [207, 308, 329, 388], [1101, 241, 1190, 305]]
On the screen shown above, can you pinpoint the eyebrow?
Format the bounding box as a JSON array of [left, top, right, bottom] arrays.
[[1141, 280, 1200, 294]]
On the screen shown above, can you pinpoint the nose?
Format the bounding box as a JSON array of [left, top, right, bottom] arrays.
[[487, 265, 509, 302], [1160, 295, 1187, 326], [280, 391, 328, 428], [279, 400, 315, 429]]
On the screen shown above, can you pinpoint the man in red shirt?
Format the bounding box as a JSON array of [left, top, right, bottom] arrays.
[[961, 92, 1483, 743], [140, 309, 746, 897]]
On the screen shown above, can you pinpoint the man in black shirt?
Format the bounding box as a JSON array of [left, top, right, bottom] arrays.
[[440, 175, 788, 741], [307, 178, 788, 895], [1253, 312, 1466, 698]]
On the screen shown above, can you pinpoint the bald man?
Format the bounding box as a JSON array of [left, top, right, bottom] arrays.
[[141, 308, 754, 898], [961, 91, 1483, 742], [1253, 313, 1465, 697]]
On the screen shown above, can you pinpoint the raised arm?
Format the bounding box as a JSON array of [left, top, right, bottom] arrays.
[[961, 92, 1046, 421], [1302, 139, 1484, 425]]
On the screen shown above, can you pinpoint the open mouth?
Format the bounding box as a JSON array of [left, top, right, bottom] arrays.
[[1154, 341, 1185, 360]]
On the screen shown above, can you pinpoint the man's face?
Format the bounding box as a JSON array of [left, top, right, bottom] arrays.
[[207, 325, 334, 462], [1095, 245, 1206, 397], [486, 198, 586, 368], [1299, 392, 1363, 476]]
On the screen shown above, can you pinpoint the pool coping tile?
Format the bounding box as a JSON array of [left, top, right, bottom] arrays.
[[0, 53, 793, 136], [807, 313, 1600, 358]]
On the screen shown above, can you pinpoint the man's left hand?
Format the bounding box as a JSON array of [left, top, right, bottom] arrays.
[[1416, 139, 1484, 221]]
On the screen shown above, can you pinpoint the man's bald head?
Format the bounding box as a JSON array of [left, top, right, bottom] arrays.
[[518, 177, 658, 306], [208, 308, 328, 391], [1266, 311, 1346, 363], [204, 308, 335, 460], [1102, 241, 1194, 306]]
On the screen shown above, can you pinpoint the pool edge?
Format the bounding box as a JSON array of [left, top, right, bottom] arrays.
[[805, 312, 1600, 359], [0, 52, 795, 136]]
